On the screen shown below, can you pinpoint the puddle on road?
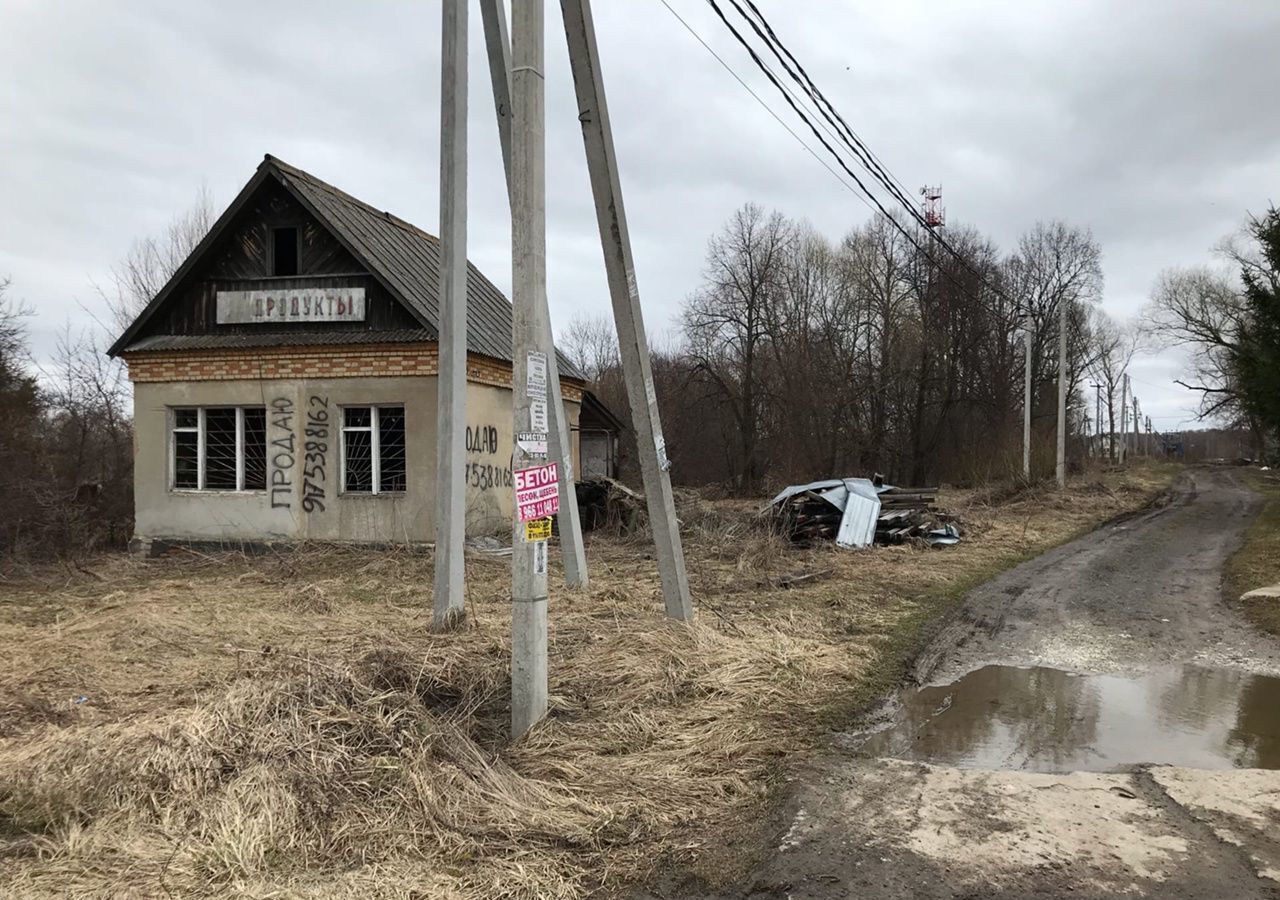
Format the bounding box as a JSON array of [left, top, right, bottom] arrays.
[[857, 664, 1280, 772]]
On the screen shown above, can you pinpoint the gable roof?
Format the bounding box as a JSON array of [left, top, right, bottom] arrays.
[[110, 154, 580, 378]]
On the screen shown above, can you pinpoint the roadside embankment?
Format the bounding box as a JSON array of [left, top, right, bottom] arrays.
[[1226, 467, 1280, 635]]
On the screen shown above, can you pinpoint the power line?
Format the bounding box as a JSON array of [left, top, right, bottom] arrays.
[[697, 0, 996, 306], [705, 0, 1023, 314], [1126, 373, 1173, 391], [732, 0, 924, 225], [654, 0, 876, 218], [722, 2, 973, 259]]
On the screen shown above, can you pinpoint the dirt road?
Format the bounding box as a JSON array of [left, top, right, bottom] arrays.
[[657, 468, 1280, 899]]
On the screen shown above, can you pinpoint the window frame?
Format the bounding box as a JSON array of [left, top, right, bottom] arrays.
[[270, 225, 300, 277], [339, 404, 406, 496], [169, 406, 267, 493]]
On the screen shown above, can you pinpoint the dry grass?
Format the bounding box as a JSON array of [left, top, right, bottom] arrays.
[[0, 463, 1176, 898], [1226, 467, 1280, 636]]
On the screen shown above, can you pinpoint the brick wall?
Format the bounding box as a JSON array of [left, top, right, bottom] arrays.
[[124, 342, 584, 401]]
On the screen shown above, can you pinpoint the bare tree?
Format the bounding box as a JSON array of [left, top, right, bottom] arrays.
[[1005, 222, 1103, 389], [558, 313, 619, 384], [1087, 310, 1140, 461], [664, 203, 1111, 492], [1145, 208, 1280, 456], [99, 184, 215, 331], [683, 203, 794, 491], [1145, 265, 1248, 422], [0, 278, 31, 373], [0, 280, 46, 554]]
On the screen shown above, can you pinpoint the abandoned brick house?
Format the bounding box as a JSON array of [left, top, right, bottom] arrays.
[[109, 154, 618, 547]]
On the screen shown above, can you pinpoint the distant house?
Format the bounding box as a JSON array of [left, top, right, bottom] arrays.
[[576, 390, 624, 479], [110, 154, 610, 548]]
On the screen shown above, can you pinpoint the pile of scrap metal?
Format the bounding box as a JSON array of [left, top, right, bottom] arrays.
[[764, 477, 960, 549], [574, 476, 645, 533]]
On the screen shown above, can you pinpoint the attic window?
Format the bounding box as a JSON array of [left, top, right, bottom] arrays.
[[271, 227, 299, 276]]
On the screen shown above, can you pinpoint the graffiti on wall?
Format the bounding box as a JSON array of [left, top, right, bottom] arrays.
[[302, 395, 329, 513], [269, 397, 295, 509], [464, 423, 512, 491], [267, 394, 332, 512]]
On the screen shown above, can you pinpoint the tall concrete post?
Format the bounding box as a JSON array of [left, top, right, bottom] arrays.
[[560, 0, 693, 620], [1023, 328, 1032, 481], [1119, 373, 1129, 465], [480, 0, 589, 590], [479, 0, 513, 185], [432, 0, 468, 629], [510, 0, 550, 738], [1133, 395, 1141, 459], [1055, 297, 1068, 488], [1094, 384, 1102, 459]]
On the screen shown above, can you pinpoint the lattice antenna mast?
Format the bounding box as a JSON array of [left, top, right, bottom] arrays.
[[920, 184, 945, 228]]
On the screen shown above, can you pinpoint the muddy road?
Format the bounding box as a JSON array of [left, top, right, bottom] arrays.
[[659, 468, 1280, 899]]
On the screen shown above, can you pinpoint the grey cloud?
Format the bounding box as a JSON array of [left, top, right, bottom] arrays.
[[1, 0, 1275, 428]]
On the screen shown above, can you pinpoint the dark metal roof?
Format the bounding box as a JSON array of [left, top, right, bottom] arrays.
[[112, 155, 582, 379], [579, 389, 626, 433], [126, 330, 434, 352]]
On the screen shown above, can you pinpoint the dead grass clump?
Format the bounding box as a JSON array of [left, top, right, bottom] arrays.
[[0, 617, 858, 898], [0, 647, 620, 896], [284, 582, 334, 613], [1226, 469, 1280, 636], [0, 693, 73, 738], [0, 462, 1181, 898]]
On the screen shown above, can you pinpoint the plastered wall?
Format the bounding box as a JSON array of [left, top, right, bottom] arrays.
[[132, 376, 580, 544]]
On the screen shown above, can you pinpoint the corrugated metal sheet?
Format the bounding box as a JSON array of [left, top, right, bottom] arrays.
[[835, 478, 881, 549]]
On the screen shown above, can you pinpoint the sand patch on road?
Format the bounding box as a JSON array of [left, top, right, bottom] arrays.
[[835, 760, 1190, 891], [1151, 767, 1280, 880]]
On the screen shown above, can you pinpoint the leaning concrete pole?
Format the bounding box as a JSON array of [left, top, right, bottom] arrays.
[[1055, 298, 1068, 488], [1023, 328, 1032, 481], [479, 0, 514, 183], [510, 0, 550, 738], [432, 0, 468, 629], [560, 0, 693, 621], [480, 0, 589, 590]]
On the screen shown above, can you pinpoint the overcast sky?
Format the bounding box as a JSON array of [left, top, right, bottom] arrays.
[[2, 0, 1277, 431]]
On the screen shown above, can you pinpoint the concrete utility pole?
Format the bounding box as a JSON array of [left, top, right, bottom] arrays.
[[432, 0, 468, 630], [479, 0, 513, 183], [1023, 329, 1033, 480], [1133, 395, 1141, 459], [510, 0, 550, 737], [480, 0, 589, 590], [560, 0, 693, 621], [1119, 373, 1129, 465], [1055, 299, 1068, 488], [1091, 383, 1102, 460]]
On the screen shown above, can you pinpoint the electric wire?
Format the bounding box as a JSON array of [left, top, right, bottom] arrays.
[[734, 0, 921, 219], [716, 0, 1010, 301], [698, 0, 1005, 307], [654, 0, 877, 218]]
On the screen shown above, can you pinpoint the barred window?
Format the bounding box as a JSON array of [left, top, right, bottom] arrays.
[[341, 405, 406, 494], [171, 407, 268, 492]]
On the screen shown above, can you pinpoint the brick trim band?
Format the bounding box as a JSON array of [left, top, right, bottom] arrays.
[[123, 343, 584, 401]]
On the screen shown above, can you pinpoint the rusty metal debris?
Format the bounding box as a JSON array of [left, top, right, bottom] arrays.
[[575, 476, 645, 533], [765, 476, 959, 548]]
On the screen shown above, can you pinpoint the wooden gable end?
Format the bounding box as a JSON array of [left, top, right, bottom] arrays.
[[133, 177, 421, 342]]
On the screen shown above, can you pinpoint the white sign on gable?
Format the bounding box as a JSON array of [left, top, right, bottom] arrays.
[[216, 287, 367, 324]]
